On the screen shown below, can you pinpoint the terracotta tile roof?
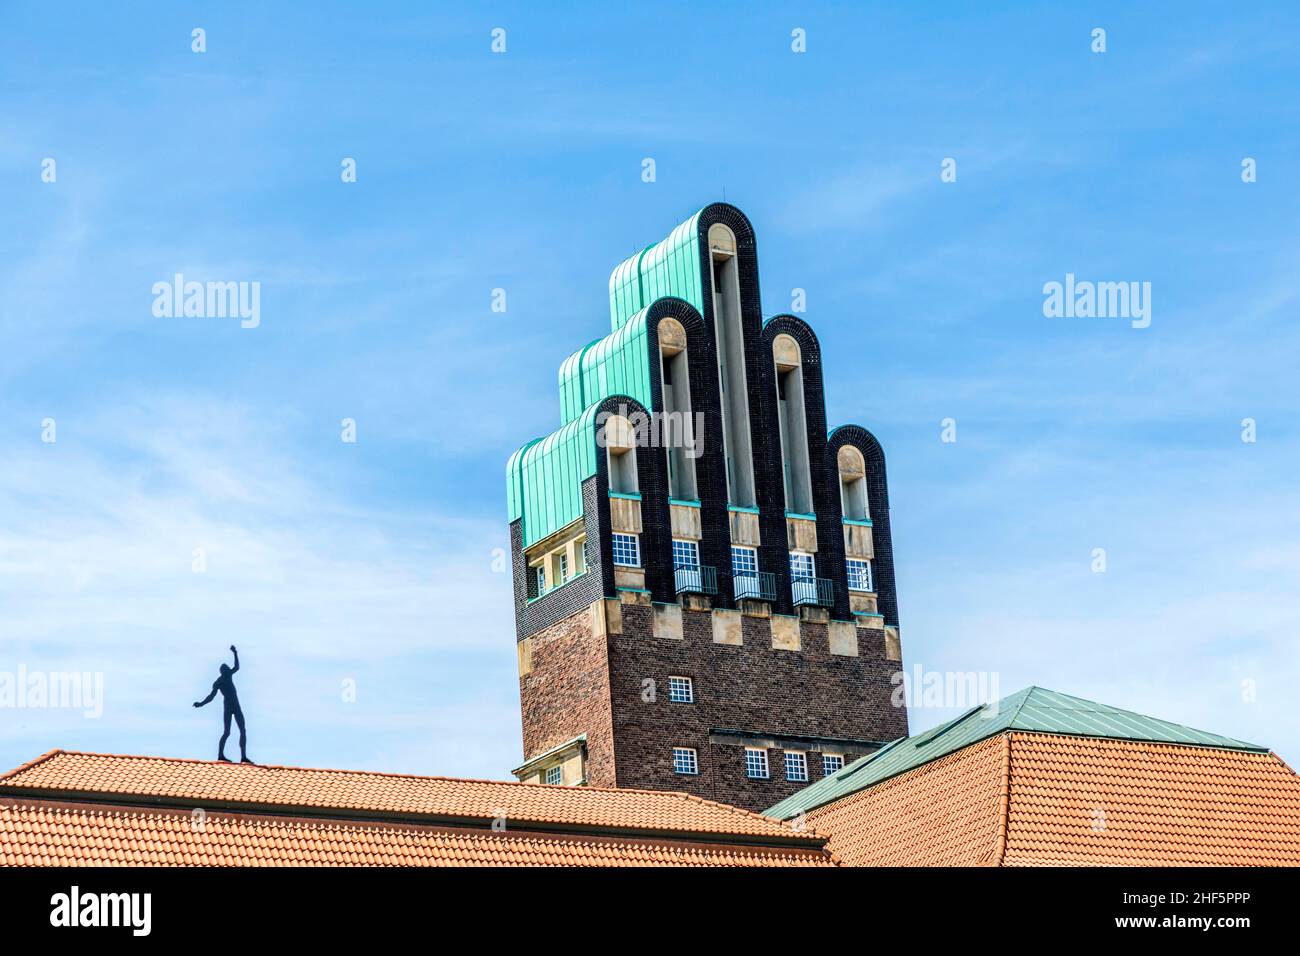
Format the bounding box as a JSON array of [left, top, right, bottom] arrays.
[[0, 799, 830, 867], [0, 751, 830, 866], [1002, 733, 1300, 866], [803, 734, 1011, 866], [804, 732, 1300, 866]]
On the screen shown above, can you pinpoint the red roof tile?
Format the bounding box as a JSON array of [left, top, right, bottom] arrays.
[[806, 733, 1300, 866], [0, 751, 831, 867], [805, 733, 1009, 866], [0, 799, 829, 867]]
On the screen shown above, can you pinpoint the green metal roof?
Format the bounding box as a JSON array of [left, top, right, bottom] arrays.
[[510, 204, 720, 548], [558, 308, 653, 425], [506, 401, 603, 547], [608, 210, 705, 331], [512, 204, 718, 548], [765, 686, 1267, 820]]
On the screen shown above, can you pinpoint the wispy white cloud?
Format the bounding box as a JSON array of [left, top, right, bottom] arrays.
[[0, 391, 520, 775]]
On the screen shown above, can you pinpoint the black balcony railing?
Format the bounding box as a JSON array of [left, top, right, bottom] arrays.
[[674, 564, 718, 596], [733, 571, 776, 602], [792, 576, 834, 608]]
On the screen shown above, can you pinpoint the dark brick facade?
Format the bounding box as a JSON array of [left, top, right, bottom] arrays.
[[518, 599, 907, 812]]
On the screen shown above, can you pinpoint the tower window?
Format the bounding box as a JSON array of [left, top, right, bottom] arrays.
[[846, 558, 873, 592], [608, 446, 638, 494], [773, 334, 813, 515], [745, 748, 769, 779], [605, 414, 639, 494], [708, 224, 755, 507], [784, 751, 808, 782], [838, 446, 869, 520], [732, 545, 765, 600], [822, 753, 844, 776], [672, 539, 700, 570], [658, 318, 698, 501], [673, 747, 698, 776], [668, 676, 694, 703], [790, 551, 815, 582], [611, 533, 640, 567]]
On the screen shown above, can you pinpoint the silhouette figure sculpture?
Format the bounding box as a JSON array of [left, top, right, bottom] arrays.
[[193, 645, 252, 763]]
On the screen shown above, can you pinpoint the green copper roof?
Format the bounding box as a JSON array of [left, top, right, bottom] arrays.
[[506, 402, 603, 547], [765, 686, 1266, 820], [558, 307, 653, 425], [608, 210, 705, 331], [512, 205, 715, 547]]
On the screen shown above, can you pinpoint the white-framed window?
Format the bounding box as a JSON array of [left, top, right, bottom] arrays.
[[544, 765, 563, 786], [822, 753, 844, 776], [784, 751, 808, 782], [611, 533, 640, 567], [846, 558, 873, 592], [672, 747, 698, 776], [558, 552, 570, 584], [574, 537, 587, 575], [668, 676, 694, 703], [672, 539, 700, 570], [745, 747, 769, 779], [534, 564, 546, 594], [731, 545, 758, 577], [790, 551, 815, 581]]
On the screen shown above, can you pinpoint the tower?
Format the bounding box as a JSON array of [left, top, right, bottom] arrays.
[[506, 203, 906, 811]]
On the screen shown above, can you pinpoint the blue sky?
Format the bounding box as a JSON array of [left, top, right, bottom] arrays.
[[2, 2, 1297, 778]]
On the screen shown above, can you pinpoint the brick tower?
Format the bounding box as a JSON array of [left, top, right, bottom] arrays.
[[506, 203, 906, 811]]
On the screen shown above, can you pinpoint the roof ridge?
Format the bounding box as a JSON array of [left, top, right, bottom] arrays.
[[6, 751, 803, 832], [1014, 688, 1265, 751], [1005, 685, 1038, 724], [0, 749, 63, 783], [992, 733, 1011, 867], [1007, 729, 1273, 755]]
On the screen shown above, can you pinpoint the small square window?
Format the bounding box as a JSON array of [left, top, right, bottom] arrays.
[[672, 539, 699, 569], [731, 546, 758, 576], [784, 751, 808, 782], [745, 748, 769, 779], [544, 765, 562, 786], [822, 753, 844, 776], [846, 558, 873, 592], [790, 551, 815, 581], [668, 676, 694, 703], [673, 747, 698, 776], [611, 533, 640, 567]]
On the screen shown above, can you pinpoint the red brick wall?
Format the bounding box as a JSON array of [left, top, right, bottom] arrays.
[[518, 607, 618, 788], [518, 600, 906, 813], [605, 605, 906, 812]]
